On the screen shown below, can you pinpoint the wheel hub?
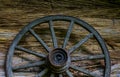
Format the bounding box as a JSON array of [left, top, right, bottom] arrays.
[[47, 48, 70, 73]]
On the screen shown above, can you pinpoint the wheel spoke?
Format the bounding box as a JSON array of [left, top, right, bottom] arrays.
[[59, 74, 63, 77], [13, 61, 45, 70], [29, 29, 50, 52], [15, 46, 46, 58], [65, 70, 74, 77], [69, 33, 93, 53], [36, 68, 48, 77], [50, 73, 55, 77], [49, 20, 58, 48], [70, 64, 101, 77], [62, 20, 74, 49], [71, 54, 105, 62]]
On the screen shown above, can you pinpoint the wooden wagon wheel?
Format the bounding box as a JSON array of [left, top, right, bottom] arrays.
[[6, 15, 111, 77]]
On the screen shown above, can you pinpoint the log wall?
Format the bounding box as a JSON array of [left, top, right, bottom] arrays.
[[0, 9, 120, 77]]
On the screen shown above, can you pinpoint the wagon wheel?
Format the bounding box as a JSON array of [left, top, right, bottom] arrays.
[[6, 15, 111, 77]]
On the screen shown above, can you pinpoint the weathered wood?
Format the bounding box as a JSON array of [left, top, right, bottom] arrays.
[[0, 9, 120, 77]]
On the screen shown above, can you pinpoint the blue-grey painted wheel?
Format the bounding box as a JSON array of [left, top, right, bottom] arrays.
[[6, 15, 111, 77]]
